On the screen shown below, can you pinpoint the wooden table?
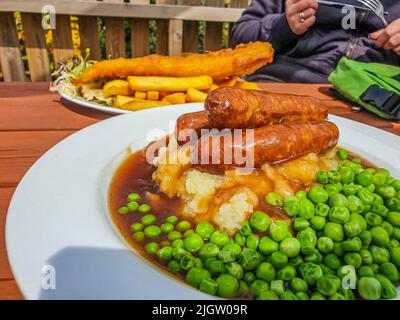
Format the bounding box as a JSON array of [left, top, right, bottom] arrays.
[[0, 82, 399, 300]]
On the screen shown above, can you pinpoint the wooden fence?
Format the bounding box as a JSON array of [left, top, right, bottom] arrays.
[[0, 0, 250, 82]]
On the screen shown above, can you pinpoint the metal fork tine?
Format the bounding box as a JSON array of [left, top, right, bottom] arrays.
[[357, 0, 377, 10]]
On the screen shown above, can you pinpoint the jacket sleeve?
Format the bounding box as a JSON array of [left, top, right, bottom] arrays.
[[231, 0, 299, 53]]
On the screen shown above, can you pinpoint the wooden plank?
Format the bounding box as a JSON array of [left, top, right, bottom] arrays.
[[181, 0, 200, 53], [20, 13, 51, 82], [204, 0, 224, 51], [155, 0, 175, 55], [131, 0, 150, 57], [104, 0, 125, 58], [52, 15, 74, 65], [0, 280, 23, 299], [168, 19, 183, 56], [0, 187, 16, 280], [0, 1, 244, 22], [0, 157, 39, 187], [78, 16, 101, 60], [0, 12, 25, 81]]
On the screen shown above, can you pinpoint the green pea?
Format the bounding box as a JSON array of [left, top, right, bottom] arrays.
[[145, 242, 159, 255], [265, 192, 284, 206], [375, 274, 397, 299], [299, 262, 323, 285], [388, 239, 399, 249], [256, 262, 276, 282], [270, 280, 285, 295], [176, 220, 191, 232], [258, 236, 278, 255], [356, 170, 373, 187], [370, 226, 390, 247], [218, 250, 236, 264], [359, 230, 372, 248], [138, 204, 151, 213], [357, 188, 375, 205], [234, 232, 246, 246], [225, 262, 244, 280], [144, 225, 161, 238], [296, 190, 308, 200], [376, 185, 397, 199], [198, 278, 218, 296], [279, 237, 301, 258], [125, 201, 139, 212], [342, 184, 362, 196], [360, 249, 373, 265], [118, 206, 129, 214], [371, 203, 388, 218], [329, 207, 350, 224], [186, 267, 211, 288], [284, 201, 299, 217], [342, 237, 362, 252], [310, 292, 326, 300], [216, 274, 238, 298], [239, 248, 262, 271], [317, 171, 329, 184], [133, 231, 144, 242], [249, 211, 271, 233], [298, 198, 315, 219], [337, 149, 348, 160], [339, 167, 355, 184], [386, 198, 400, 212], [387, 211, 400, 227], [166, 215, 178, 225], [323, 253, 342, 270], [172, 238, 183, 248], [298, 227, 317, 255], [365, 212, 383, 227], [357, 266, 374, 278], [327, 170, 341, 184], [183, 233, 204, 252], [198, 243, 219, 261], [168, 260, 181, 272], [251, 279, 269, 297], [127, 193, 140, 201], [380, 262, 399, 283], [373, 172, 387, 186], [392, 227, 400, 241], [308, 186, 329, 204], [157, 246, 173, 261], [141, 214, 156, 226], [160, 223, 174, 233], [257, 290, 279, 300], [344, 252, 362, 268], [347, 195, 364, 214], [277, 265, 297, 281], [324, 222, 344, 241], [195, 221, 214, 240], [210, 230, 230, 248], [130, 222, 143, 232], [370, 245, 390, 264], [357, 277, 382, 300], [270, 251, 288, 268], [246, 234, 260, 250], [317, 236, 334, 254], [180, 255, 196, 270], [296, 292, 310, 300], [293, 217, 310, 231], [310, 215, 326, 231], [315, 203, 330, 217], [239, 220, 252, 236], [304, 249, 323, 264], [329, 193, 349, 208], [343, 161, 363, 174], [391, 247, 400, 268], [238, 280, 249, 296], [316, 274, 341, 296], [244, 271, 256, 284], [269, 221, 289, 242], [333, 242, 344, 257], [208, 260, 225, 275], [168, 230, 182, 241], [290, 277, 308, 293], [344, 220, 362, 238]]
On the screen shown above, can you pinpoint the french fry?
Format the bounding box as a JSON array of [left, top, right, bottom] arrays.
[[163, 92, 186, 104], [218, 76, 239, 88], [186, 88, 208, 103], [206, 84, 219, 93], [135, 91, 147, 99], [119, 99, 169, 111], [103, 80, 132, 97], [113, 95, 136, 108], [127, 75, 213, 91], [235, 80, 260, 90], [147, 91, 160, 101]]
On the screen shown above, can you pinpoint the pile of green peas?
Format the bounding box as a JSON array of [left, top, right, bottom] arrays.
[[118, 150, 400, 300]]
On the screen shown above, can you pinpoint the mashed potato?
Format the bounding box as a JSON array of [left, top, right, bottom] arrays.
[[152, 138, 338, 233]]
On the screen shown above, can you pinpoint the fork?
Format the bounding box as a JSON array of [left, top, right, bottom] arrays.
[[357, 0, 388, 26], [317, 1, 374, 12]]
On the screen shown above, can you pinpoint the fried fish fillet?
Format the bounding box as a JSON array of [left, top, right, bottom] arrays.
[[74, 42, 274, 84]]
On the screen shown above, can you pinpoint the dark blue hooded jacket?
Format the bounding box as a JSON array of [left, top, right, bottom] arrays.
[[232, 0, 400, 83]]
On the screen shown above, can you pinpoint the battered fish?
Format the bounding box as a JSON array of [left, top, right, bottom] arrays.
[[74, 42, 274, 84]]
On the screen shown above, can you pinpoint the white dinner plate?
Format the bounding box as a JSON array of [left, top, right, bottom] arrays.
[[59, 90, 199, 115], [6, 104, 400, 299]]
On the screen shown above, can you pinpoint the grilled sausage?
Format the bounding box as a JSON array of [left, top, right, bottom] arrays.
[[205, 87, 328, 129], [193, 121, 339, 172], [175, 111, 210, 144]]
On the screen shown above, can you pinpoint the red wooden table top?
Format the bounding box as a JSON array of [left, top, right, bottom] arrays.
[[0, 82, 399, 299]]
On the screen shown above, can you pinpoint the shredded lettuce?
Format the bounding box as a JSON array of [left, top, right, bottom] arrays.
[[50, 49, 112, 106]]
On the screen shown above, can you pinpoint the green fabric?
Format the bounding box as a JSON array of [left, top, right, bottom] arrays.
[[328, 57, 400, 120]]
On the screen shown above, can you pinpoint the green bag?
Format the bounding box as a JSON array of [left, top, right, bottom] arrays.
[[328, 57, 400, 120]]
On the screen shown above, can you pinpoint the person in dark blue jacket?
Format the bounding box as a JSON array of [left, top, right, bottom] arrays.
[[232, 0, 400, 83]]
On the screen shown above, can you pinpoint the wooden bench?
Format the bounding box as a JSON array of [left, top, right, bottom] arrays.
[[0, 0, 250, 82]]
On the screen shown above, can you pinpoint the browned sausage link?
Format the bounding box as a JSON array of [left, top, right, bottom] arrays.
[[205, 87, 329, 129], [195, 121, 339, 173], [175, 111, 210, 144]]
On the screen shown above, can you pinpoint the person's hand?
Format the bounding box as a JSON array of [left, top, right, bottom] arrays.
[[369, 18, 400, 55], [285, 0, 318, 36]]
